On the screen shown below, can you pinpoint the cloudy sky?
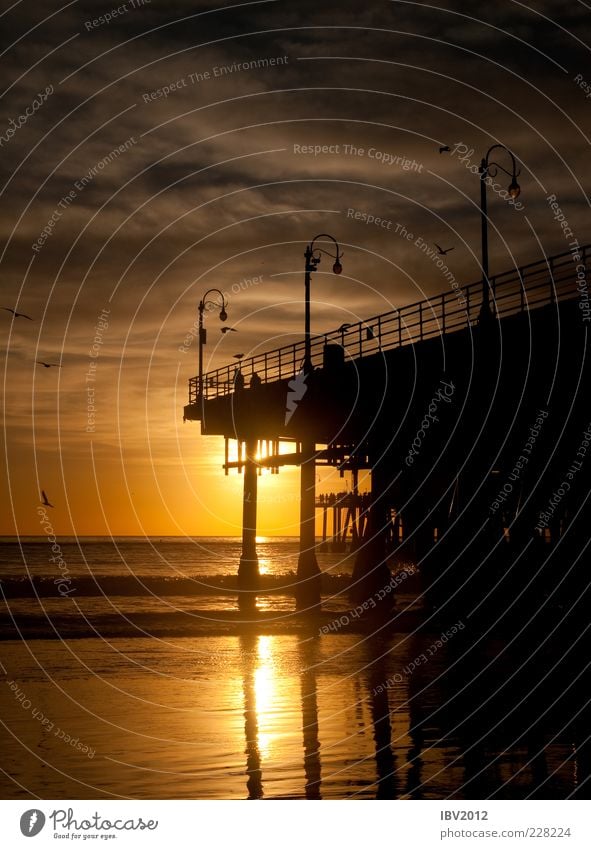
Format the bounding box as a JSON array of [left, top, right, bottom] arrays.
[[1, 0, 589, 536]]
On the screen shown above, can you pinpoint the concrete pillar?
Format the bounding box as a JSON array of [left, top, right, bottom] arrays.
[[296, 440, 321, 609], [238, 438, 259, 589]]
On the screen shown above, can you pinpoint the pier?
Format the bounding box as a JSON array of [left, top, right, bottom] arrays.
[[184, 245, 590, 616]]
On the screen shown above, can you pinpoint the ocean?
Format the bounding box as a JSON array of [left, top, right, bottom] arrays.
[[0, 537, 586, 799]]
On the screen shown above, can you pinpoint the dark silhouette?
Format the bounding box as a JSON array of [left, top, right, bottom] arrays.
[[365, 638, 397, 799], [439, 145, 451, 153], [184, 244, 590, 658], [2, 307, 32, 320], [36, 361, 61, 368], [233, 369, 245, 391], [240, 636, 263, 799], [41, 490, 54, 508], [299, 638, 322, 799], [434, 243, 454, 255]]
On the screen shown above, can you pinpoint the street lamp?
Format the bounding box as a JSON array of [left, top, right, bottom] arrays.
[[198, 288, 228, 399], [478, 144, 521, 321], [303, 234, 343, 371]]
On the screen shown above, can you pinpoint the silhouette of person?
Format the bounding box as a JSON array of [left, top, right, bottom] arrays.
[[250, 372, 262, 389], [234, 369, 245, 391]]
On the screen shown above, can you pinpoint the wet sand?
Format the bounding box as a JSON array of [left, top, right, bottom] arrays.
[[0, 630, 584, 800]]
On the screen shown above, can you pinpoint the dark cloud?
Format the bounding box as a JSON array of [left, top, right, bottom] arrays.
[[1, 0, 590, 532]]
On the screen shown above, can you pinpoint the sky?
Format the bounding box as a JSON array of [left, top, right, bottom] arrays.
[[1, 0, 590, 537]]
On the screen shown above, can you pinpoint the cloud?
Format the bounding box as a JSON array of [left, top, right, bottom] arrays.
[[1, 0, 589, 533]]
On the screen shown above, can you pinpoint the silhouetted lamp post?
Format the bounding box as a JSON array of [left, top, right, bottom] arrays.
[[478, 145, 521, 321], [303, 234, 343, 371], [297, 234, 342, 609], [198, 288, 228, 398]]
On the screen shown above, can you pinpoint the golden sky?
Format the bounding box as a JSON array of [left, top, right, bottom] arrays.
[[1, 0, 589, 536]]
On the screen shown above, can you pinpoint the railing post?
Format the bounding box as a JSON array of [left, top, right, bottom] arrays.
[[398, 312, 402, 346], [466, 287, 470, 323], [442, 293, 446, 334], [419, 302, 423, 340]]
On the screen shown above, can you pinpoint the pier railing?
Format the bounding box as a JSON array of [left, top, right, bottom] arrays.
[[189, 245, 588, 403]]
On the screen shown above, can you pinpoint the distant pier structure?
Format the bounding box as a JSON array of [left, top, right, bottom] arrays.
[[185, 246, 590, 615]]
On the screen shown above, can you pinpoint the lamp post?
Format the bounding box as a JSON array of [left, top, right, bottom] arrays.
[[297, 234, 342, 609], [478, 144, 521, 322], [303, 234, 343, 371], [197, 288, 228, 399]]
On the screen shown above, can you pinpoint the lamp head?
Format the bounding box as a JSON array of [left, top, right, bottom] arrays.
[[219, 307, 228, 322], [508, 177, 521, 199], [333, 260, 342, 274]]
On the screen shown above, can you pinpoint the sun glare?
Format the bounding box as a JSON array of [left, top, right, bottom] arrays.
[[254, 635, 277, 756]]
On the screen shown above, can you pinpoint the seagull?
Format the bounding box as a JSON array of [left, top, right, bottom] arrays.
[[366, 326, 376, 340], [41, 490, 54, 508], [220, 326, 237, 334], [233, 353, 244, 360], [439, 145, 451, 153], [1, 307, 32, 320], [434, 243, 454, 256], [337, 323, 352, 333], [36, 361, 61, 368]]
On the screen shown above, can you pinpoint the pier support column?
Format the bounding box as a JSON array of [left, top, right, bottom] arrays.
[[296, 440, 321, 609], [238, 438, 259, 590], [351, 456, 393, 605]]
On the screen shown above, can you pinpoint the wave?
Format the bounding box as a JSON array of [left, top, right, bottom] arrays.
[[0, 572, 355, 599]]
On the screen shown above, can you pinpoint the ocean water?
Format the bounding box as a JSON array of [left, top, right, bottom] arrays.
[[0, 538, 587, 799], [0, 536, 363, 629]]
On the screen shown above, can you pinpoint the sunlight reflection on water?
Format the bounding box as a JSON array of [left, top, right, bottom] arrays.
[[0, 632, 583, 800]]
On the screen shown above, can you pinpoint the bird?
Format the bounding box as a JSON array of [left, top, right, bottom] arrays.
[[439, 145, 451, 153], [220, 326, 237, 334], [41, 490, 54, 508], [233, 353, 244, 360], [2, 307, 32, 320], [36, 361, 61, 368], [434, 243, 454, 256], [337, 323, 352, 333], [366, 326, 376, 340]]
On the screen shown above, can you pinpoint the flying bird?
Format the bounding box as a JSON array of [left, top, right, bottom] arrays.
[[36, 361, 61, 368], [41, 490, 54, 508], [439, 145, 451, 153], [1, 307, 32, 320], [220, 326, 237, 334], [434, 243, 455, 256]]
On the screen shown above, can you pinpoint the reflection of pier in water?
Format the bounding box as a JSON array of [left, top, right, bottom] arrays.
[[236, 631, 590, 798]]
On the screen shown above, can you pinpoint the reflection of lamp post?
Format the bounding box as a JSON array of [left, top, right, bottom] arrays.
[[478, 145, 521, 321], [303, 234, 343, 371], [198, 288, 228, 398]]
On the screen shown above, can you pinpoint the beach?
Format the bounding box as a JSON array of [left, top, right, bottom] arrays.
[[0, 538, 586, 800]]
